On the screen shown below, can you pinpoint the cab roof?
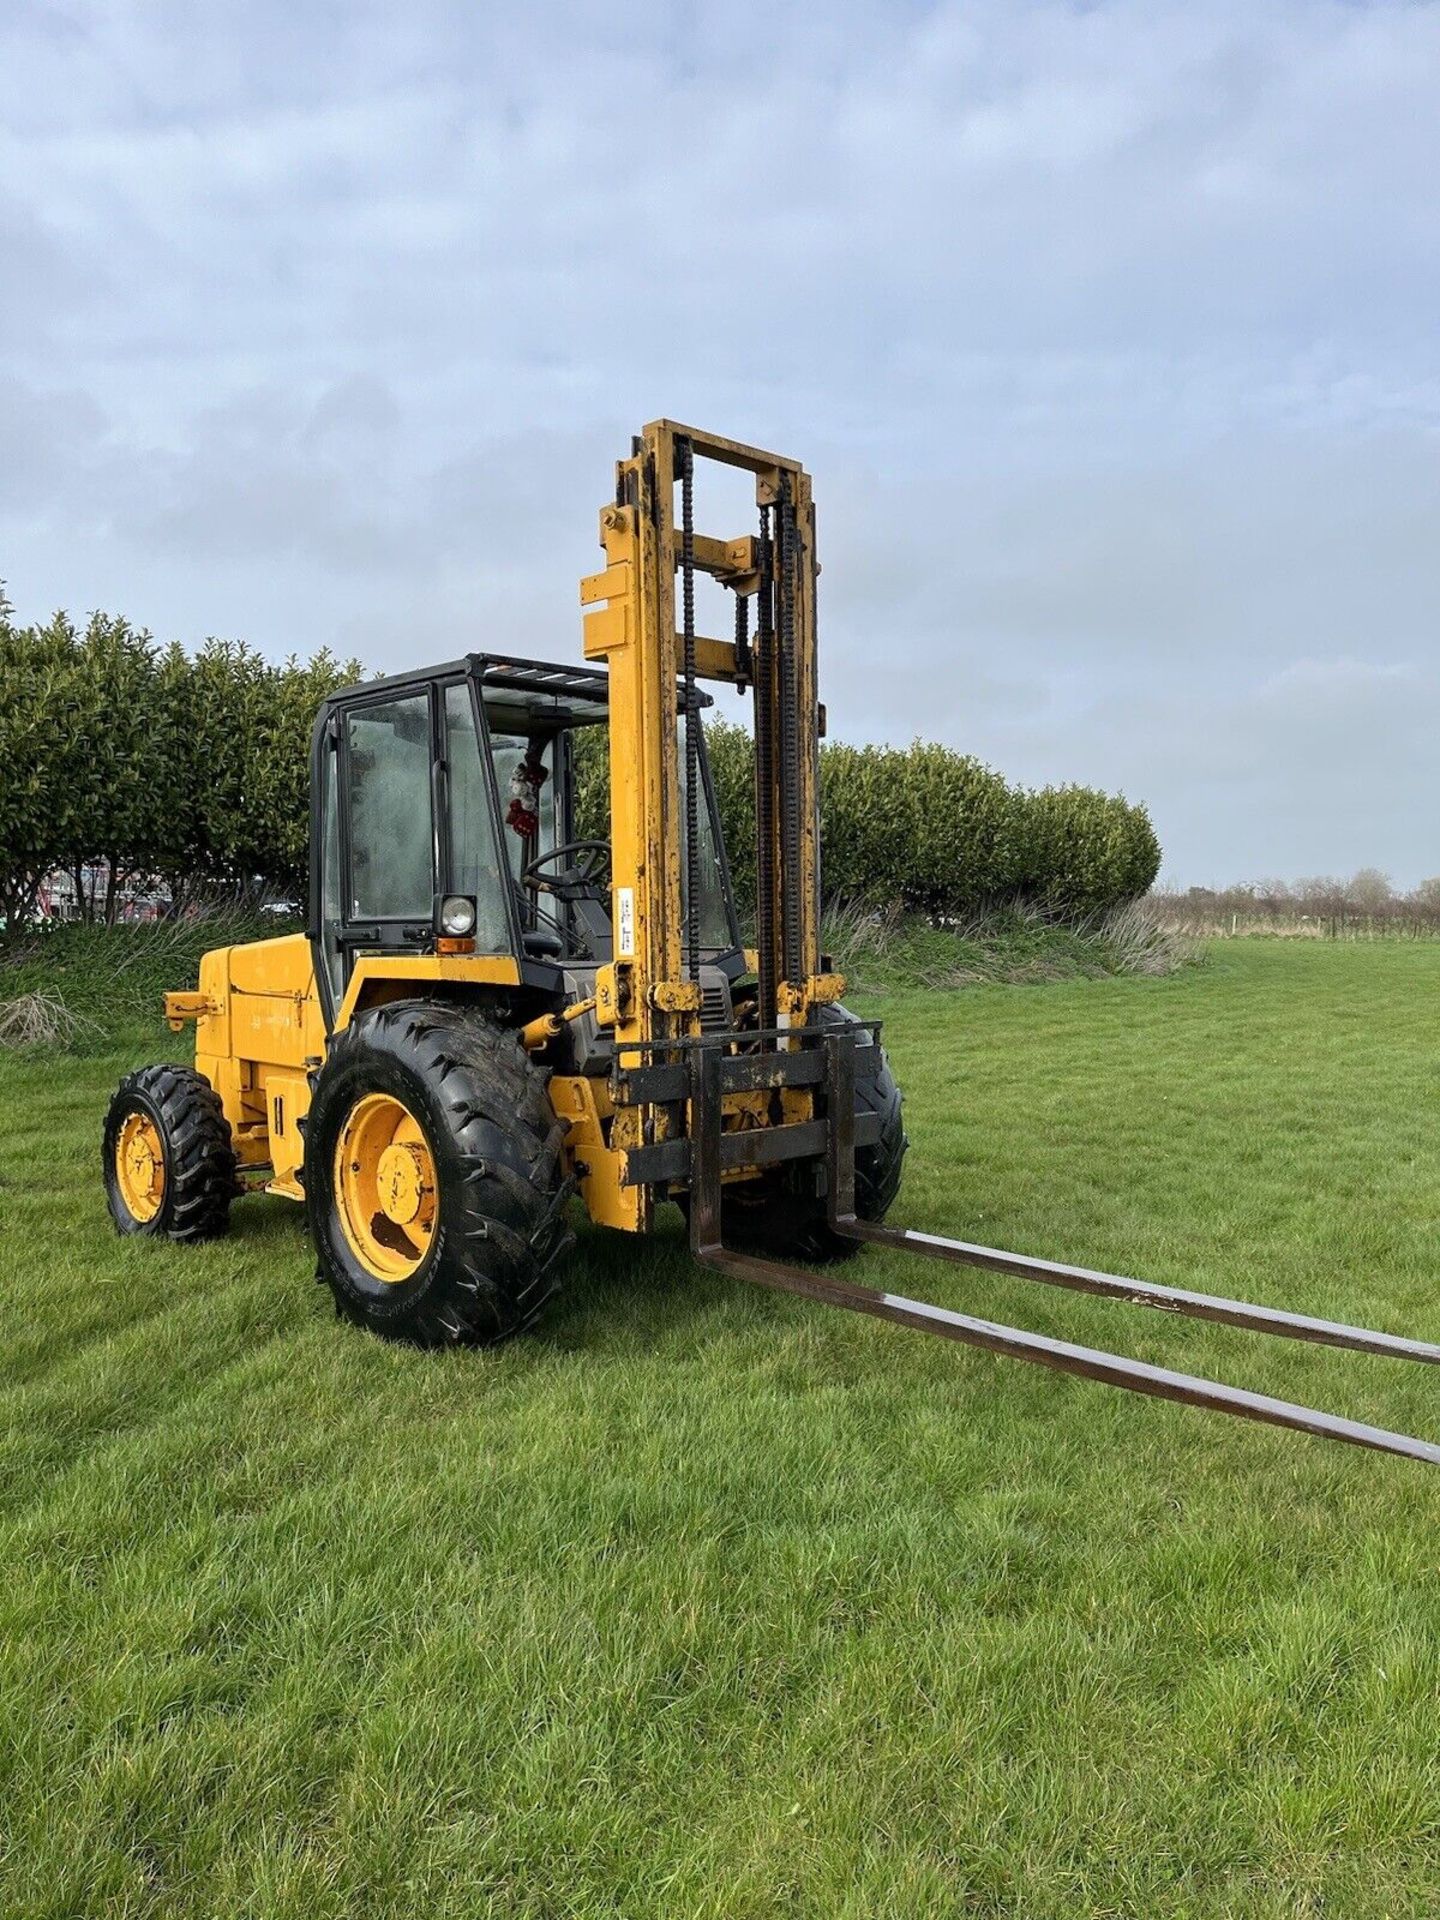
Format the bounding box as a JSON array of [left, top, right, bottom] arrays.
[[320, 651, 713, 731]]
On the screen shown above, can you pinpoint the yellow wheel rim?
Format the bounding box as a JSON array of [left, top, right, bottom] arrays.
[[334, 1092, 439, 1283], [116, 1111, 166, 1222]]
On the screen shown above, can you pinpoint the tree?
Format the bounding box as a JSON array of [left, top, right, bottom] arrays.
[[1346, 868, 1393, 916], [1295, 875, 1344, 919]]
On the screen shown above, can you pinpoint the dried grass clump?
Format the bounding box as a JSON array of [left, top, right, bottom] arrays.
[[1100, 900, 1200, 976], [0, 990, 95, 1050], [821, 893, 1202, 991], [821, 897, 908, 970]]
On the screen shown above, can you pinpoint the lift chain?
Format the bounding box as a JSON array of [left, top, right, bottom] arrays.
[[776, 474, 803, 988], [753, 502, 777, 1032], [733, 577, 751, 694], [677, 437, 700, 984]]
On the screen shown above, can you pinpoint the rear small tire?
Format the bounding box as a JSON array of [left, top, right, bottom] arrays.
[[718, 1003, 907, 1264], [103, 1065, 237, 1242], [305, 1000, 575, 1347]]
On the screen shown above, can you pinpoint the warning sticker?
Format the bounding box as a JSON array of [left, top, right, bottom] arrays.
[[616, 886, 636, 958]]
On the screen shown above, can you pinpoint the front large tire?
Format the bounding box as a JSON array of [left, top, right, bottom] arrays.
[[305, 1000, 574, 1347], [720, 1003, 907, 1263]]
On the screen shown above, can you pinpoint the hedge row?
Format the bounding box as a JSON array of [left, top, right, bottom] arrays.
[[579, 720, 1159, 918], [0, 604, 358, 924], [0, 599, 1159, 928]]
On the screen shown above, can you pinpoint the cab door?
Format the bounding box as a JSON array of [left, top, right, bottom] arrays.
[[311, 677, 517, 1026]]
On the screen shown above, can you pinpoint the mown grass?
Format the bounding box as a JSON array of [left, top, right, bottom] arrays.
[[1, 940, 1439, 1917]]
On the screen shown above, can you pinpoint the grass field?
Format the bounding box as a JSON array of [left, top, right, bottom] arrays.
[[2, 940, 1439, 1918]]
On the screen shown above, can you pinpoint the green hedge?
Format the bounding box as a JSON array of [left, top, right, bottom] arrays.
[[578, 718, 1159, 919], [1011, 783, 1163, 915], [0, 600, 358, 924], [0, 594, 1159, 928]]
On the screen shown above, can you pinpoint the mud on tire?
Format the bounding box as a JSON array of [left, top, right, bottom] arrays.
[[103, 1064, 238, 1242], [305, 999, 575, 1347]]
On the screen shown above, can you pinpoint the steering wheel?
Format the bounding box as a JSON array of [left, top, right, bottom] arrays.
[[520, 839, 612, 891]]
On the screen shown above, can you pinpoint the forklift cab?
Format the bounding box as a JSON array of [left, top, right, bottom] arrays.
[[308, 653, 742, 1027]]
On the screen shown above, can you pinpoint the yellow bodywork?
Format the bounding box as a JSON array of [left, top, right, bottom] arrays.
[[174, 933, 323, 1201], [168, 938, 516, 1199], [167, 935, 646, 1225]]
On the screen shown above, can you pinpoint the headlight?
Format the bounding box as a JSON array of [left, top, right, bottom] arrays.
[[440, 895, 477, 936]]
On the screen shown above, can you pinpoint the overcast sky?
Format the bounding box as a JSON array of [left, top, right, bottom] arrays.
[[3, 1, 1438, 886]]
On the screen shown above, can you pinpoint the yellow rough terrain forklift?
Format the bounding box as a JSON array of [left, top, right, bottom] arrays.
[[103, 422, 1440, 1463]]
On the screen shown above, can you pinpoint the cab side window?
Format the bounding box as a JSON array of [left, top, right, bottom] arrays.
[[489, 733, 556, 878], [346, 695, 434, 918]]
